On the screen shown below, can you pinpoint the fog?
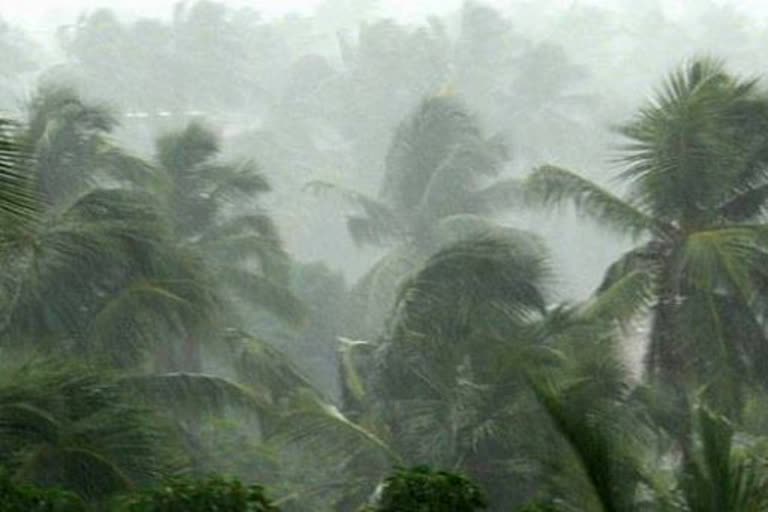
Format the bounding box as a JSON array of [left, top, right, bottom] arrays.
[[2, 0, 768, 510]]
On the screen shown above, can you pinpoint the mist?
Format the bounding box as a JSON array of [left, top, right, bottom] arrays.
[[2, 0, 768, 510]]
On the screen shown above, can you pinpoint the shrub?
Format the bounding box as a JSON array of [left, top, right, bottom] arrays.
[[370, 466, 487, 512], [117, 476, 279, 512], [0, 470, 85, 512]]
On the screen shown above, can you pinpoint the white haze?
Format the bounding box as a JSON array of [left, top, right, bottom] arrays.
[[5, 0, 768, 301], [8, 0, 768, 33]]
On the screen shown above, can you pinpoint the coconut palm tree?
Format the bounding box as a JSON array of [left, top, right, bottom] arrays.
[[311, 95, 521, 335], [524, 58, 768, 412], [141, 122, 304, 371], [0, 186, 218, 368], [23, 85, 148, 208], [313, 234, 561, 509], [0, 88, 218, 368]]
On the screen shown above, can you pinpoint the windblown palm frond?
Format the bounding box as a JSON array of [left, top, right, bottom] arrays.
[[680, 405, 768, 512], [24, 86, 129, 206], [220, 267, 306, 325], [120, 372, 271, 416], [0, 118, 37, 229], [391, 235, 550, 340], [618, 58, 768, 224], [223, 328, 318, 405], [0, 359, 183, 502], [526, 339, 652, 512], [151, 123, 304, 332], [270, 388, 399, 466], [525, 165, 657, 239]]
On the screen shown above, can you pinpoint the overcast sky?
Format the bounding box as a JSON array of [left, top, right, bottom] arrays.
[[3, 0, 768, 38]]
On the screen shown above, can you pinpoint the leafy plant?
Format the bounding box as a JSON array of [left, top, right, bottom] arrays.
[[118, 477, 279, 512], [0, 469, 85, 512], [367, 466, 487, 512]]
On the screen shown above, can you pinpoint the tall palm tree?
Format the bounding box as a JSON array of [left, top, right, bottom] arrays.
[[0, 88, 217, 368], [524, 58, 768, 411], [24, 85, 148, 208], [143, 122, 304, 371], [311, 95, 520, 335], [332, 234, 558, 509], [0, 186, 217, 367]]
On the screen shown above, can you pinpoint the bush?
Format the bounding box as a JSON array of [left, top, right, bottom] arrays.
[[117, 476, 279, 512], [370, 466, 487, 512], [0, 470, 85, 512]]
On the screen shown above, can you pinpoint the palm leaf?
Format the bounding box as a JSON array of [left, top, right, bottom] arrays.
[[525, 165, 658, 239], [223, 329, 319, 404], [0, 120, 36, 208], [681, 227, 765, 299], [585, 269, 656, 325], [119, 372, 271, 415], [220, 267, 307, 325], [271, 388, 400, 465]]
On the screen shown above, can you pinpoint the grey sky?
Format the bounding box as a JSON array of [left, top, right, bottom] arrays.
[[5, 0, 767, 30]]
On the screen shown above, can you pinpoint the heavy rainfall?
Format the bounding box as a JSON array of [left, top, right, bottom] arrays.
[[1, 0, 768, 510]]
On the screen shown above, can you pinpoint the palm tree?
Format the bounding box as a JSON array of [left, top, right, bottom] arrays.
[[524, 58, 768, 412], [0, 186, 217, 368], [330, 234, 558, 509], [24, 85, 148, 208], [311, 94, 520, 335], [143, 122, 304, 371], [0, 88, 217, 368]]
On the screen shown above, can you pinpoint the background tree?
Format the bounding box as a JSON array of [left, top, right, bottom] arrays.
[[313, 94, 519, 336]]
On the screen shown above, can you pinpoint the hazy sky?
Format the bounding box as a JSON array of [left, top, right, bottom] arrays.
[[3, 0, 768, 40], [4, 0, 761, 26]]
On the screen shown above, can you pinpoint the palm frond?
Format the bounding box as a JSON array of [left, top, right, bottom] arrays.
[[0, 359, 182, 500], [156, 122, 219, 176], [617, 58, 766, 221], [270, 388, 400, 465], [0, 119, 38, 229], [223, 329, 318, 404], [527, 371, 643, 512], [220, 267, 307, 325], [119, 372, 271, 415], [585, 269, 656, 325], [682, 227, 765, 299], [681, 405, 768, 512], [392, 235, 550, 338], [525, 165, 658, 239]]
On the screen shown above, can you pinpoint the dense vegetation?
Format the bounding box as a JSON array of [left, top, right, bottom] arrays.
[[5, 0, 768, 510]]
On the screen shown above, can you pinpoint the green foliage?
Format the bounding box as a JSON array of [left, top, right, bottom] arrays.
[[369, 466, 487, 512], [525, 58, 768, 408], [118, 477, 279, 512], [0, 118, 37, 230], [0, 469, 85, 512], [0, 359, 184, 503]]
